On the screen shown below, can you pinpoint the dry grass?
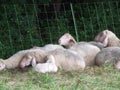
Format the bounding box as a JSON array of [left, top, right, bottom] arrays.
[[0, 64, 120, 90]]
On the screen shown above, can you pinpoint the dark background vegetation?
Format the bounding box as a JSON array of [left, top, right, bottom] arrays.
[[0, 0, 120, 58]]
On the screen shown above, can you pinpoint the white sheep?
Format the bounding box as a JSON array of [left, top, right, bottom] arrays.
[[95, 47, 120, 70], [94, 30, 120, 47], [19, 49, 46, 69], [58, 33, 101, 66], [70, 43, 100, 66], [19, 44, 64, 69], [30, 48, 85, 73], [58, 33, 105, 49], [0, 44, 64, 71], [32, 55, 58, 73]]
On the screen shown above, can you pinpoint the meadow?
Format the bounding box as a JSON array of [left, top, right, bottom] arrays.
[[0, 1, 120, 90], [0, 64, 120, 90]]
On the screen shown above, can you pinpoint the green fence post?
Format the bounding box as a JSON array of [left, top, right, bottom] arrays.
[[14, 4, 24, 49], [32, 0, 44, 45], [23, 4, 34, 47], [44, 4, 53, 43], [79, 5, 87, 41], [53, 3, 61, 37], [108, 2, 115, 33], [94, 3, 101, 32], [63, 3, 70, 33], [101, 2, 108, 29], [86, 3, 94, 39], [4, 5, 14, 53], [70, 3, 79, 42]]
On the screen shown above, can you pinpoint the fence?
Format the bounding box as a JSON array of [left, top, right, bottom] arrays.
[[0, 1, 120, 58]]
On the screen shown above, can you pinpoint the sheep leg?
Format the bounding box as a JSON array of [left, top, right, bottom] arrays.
[[19, 54, 33, 69], [32, 55, 58, 73], [0, 60, 6, 71], [115, 61, 120, 70], [46, 55, 56, 63]]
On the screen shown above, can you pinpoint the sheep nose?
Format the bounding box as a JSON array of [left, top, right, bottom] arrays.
[[58, 39, 61, 44]]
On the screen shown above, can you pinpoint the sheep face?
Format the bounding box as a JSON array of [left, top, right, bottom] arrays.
[[94, 30, 110, 47], [58, 33, 76, 48]]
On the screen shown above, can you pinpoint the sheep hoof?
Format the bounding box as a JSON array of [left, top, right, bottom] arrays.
[[0, 61, 6, 71]]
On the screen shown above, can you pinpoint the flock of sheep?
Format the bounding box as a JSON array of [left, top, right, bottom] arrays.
[[0, 29, 120, 73]]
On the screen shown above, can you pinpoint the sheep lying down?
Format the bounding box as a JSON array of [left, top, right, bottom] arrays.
[[20, 43, 100, 73], [32, 55, 58, 73], [20, 33, 101, 73], [21, 43, 99, 73], [32, 48, 85, 73], [0, 44, 64, 71], [19, 44, 64, 69], [95, 47, 120, 69], [0, 49, 45, 70], [94, 30, 120, 47], [58, 33, 101, 66], [69, 42, 100, 66], [58, 33, 105, 49]]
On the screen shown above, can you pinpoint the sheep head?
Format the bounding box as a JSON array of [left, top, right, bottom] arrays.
[[58, 33, 76, 48], [94, 30, 120, 47]]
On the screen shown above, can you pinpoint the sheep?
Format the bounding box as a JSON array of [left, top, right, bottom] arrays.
[[19, 49, 46, 69], [19, 44, 64, 69], [30, 48, 85, 73], [0, 49, 46, 71], [69, 43, 100, 66], [58, 33, 105, 49], [95, 47, 120, 70], [58, 33, 101, 66], [0, 44, 64, 71], [32, 55, 58, 73], [94, 30, 120, 47]]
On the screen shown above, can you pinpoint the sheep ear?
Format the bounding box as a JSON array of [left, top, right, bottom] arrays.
[[31, 57, 36, 67], [95, 32, 104, 42], [102, 36, 108, 47], [95, 31, 108, 44], [69, 39, 75, 44]]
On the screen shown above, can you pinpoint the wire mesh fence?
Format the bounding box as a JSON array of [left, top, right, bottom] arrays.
[[0, 1, 120, 58]]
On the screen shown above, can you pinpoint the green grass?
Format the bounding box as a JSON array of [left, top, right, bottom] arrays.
[[0, 65, 120, 90]]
